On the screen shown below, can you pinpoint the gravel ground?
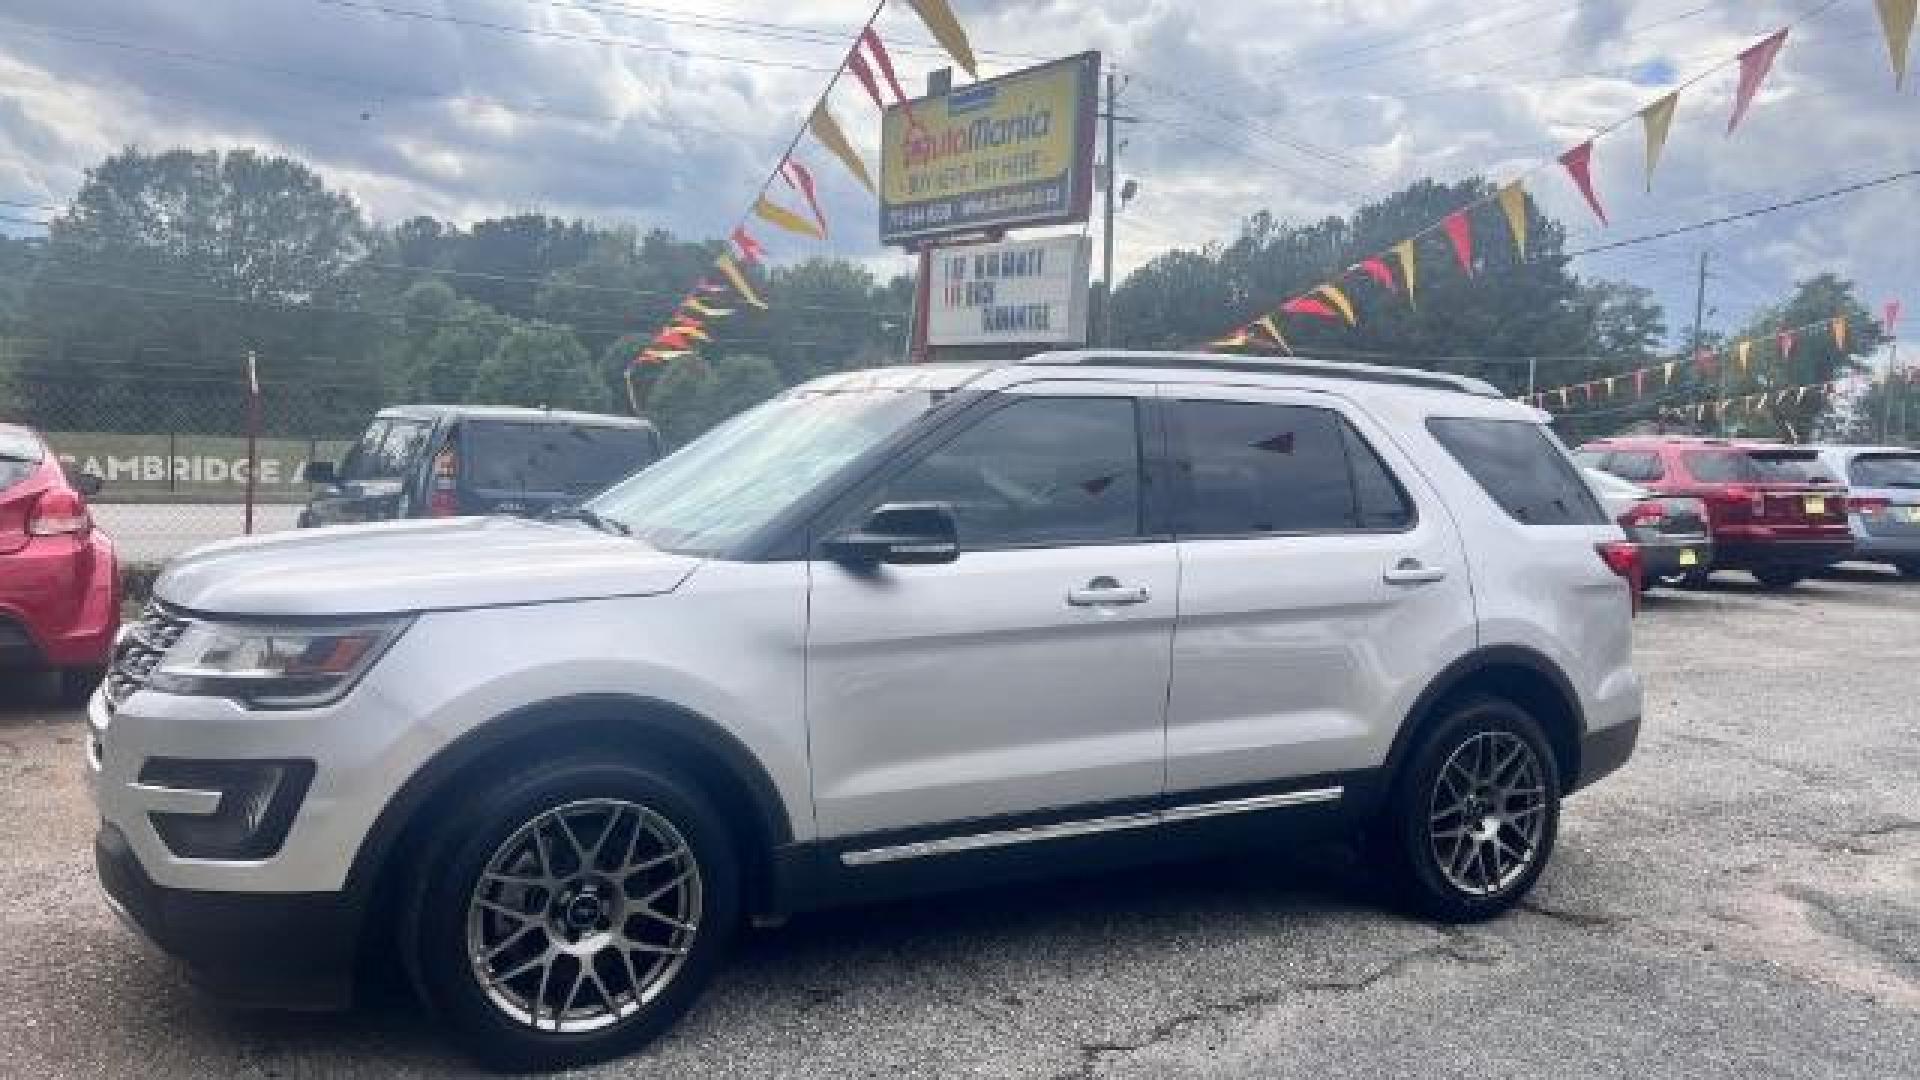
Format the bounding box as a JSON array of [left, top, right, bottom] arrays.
[[1, 569, 1915, 1078]]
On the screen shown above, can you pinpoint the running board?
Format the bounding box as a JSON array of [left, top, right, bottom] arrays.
[[839, 786, 1344, 867]]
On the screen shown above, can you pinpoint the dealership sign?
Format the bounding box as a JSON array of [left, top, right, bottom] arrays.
[[927, 235, 1091, 347], [46, 431, 352, 502], [879, 52, 1099, 245]]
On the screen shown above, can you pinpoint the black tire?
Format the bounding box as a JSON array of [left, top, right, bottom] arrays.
[[1752, 567, 1805, 590], [1896, 559, 1920, 580], [55, 667, 105, 708], [1380, 696, 1561, 923], [403, 755, 741, 1072]]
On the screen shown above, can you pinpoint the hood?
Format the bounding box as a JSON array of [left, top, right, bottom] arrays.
[[157, 516, 699, 617]]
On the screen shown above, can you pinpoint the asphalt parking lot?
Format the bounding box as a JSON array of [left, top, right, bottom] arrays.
[[2, 570, 1916, 1079]]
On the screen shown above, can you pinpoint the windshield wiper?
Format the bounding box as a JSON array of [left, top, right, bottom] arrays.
[[546, 506, 631, 536]]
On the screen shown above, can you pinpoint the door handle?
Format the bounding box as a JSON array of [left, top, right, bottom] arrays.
[[1067, 577, 1152, 606], [1383, 559, 1447, 585]]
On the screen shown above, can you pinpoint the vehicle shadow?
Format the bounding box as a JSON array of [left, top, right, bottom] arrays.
[[0, 673, 63, 720]]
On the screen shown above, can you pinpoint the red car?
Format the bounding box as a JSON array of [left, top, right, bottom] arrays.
[[0, 423, 118, 704], [1576, 436, 1851, 590]]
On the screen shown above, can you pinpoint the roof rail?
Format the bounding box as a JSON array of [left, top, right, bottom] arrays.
[[1018, 350, 1504, 398]]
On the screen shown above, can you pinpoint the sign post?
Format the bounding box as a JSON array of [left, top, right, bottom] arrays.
[[926, 236, 1091, 349]]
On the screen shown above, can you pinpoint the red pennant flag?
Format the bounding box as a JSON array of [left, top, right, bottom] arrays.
[[1281, 296, 1341, 322], [781, 159, 829, 237], [1357, 258, 1396, 292], [1729, 29, 1789, 134], [653, 330, 691, 350], [1558, 140, 1608, 225], [1583, 382, 1596, 402], [1695, 348, 1717, 376], [1633, 368, 1647, 396], [862, 30, 910, 105], [847, 51, 886, 110], [730, 226, 766, 265], [1441, 211, 1473, 274], [1886, 299, 1903, 336], [1778, 329, 1796, 359]]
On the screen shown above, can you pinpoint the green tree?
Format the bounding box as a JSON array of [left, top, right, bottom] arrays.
[[643, 353, 784, 444], [1716, 274, 1883, 443], [466, 322, 609, 412]]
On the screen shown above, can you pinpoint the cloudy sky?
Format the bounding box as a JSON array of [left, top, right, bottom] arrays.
[[1, 0, 1915, 346]]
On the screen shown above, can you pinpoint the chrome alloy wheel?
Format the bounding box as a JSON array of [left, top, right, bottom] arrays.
[[465, 799, 703, 1033], [1427, 731, 1548, 897]]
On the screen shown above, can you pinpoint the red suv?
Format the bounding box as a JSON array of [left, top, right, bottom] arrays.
[[1576, 437, 1851, 590], [0, 423, 118, 704]]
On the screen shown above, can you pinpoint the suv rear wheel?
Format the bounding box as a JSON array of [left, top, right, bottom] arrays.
[[403, 756, 740, 1070], [1382, 697, 1560, 922]]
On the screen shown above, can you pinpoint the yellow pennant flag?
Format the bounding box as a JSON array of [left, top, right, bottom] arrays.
[[1663, 361, 1677, 386], [1392, 240, 1418, 308], [1833, 315, 1850, 350], [1639, 91, 1680, 191], [1212, 329, 1252, 349], [906, 0, 978, 78], [754, 195, 824, 240], [714, 253, 768, 310], [1315, 284, 1357, 326], [671, 322, 710, 342], [1878, 0, 1917, 89], [1254, 315, 1292, 354], [809, 105, 875, 194], [686, 297, 733, 318], [1736, 339, 1752, 372], [1496, 181, 1528, 257]]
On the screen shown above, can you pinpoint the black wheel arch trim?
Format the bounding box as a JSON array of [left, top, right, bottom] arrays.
[[341, 692, 794, 908], [1376, 644, 1587, 806]]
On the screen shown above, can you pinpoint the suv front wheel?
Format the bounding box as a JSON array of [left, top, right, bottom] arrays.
[[403, 755, 740, 1070], [1382, 697, 1561, 922]]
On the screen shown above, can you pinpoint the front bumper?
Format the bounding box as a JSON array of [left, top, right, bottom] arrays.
[[95, 821, 357, 1009]]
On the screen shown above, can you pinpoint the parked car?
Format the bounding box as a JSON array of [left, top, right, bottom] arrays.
[[91, 354, 1641, 1069], [299, 405, 664, 527], [0, 422, 118, 705], [1576, 437, 1851, 589], [1582, 467, 1713, 588], [1812, 445, 1920, 578]]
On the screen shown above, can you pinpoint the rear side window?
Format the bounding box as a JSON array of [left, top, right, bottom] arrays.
[[1608, 451, 1664, 483], [463, 422, 663, 496], [341, 419, 431, 483], [1172, 400, 1413, 535], [0, 428, 43, 492], [1427, 417, 1606, 525], [1849, 453, 1920, 488]]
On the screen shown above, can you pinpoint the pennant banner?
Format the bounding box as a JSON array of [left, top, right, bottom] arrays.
[[1779, 329, 1796, 360], [753, 194, 825, 240], [1639, 91, 1680, 190], [1315, 284, 1357, 326], [1879, 0, 1917, 89], [1558, 140, 1608, 225], [1254, 316, 1291, 354], [809, 105, 875, 193], [906, 0, 978, 78], [730, 226, 766, 266], [714, 253, 769, 310], [780, 159, 829, 237], [1832, 315, 1849, 350], [1357, 257, 1395, 292], [1393, 240, 1418, 307], [1442, 211, 1473, 274], [1736, 339, 1752, 372], [1887, 299, 1904, 336], [1497, 181, 1528, 257], [1282, 296, 1341, 322], [1729, 29, 1789, 134]]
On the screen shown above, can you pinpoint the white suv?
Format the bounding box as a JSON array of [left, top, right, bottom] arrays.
[[88, 353, 1642, 1069]]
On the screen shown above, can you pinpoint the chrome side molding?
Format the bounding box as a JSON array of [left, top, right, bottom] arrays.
[[840, 786, 1343, 867]]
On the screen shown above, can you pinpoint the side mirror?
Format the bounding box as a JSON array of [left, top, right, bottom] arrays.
[[73, 472, 104, 498], [825, 502, 960, 566], [306, 460, 338, 486]]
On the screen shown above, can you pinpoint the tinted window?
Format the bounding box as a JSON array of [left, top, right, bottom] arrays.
[[341, 419, 431, 482], [1849, 453, 1920, 488], [463, 422, 662, 496], [1748, 451, 1832, 483], [1686, 449, 1831, 484], [0, 428, 42, 492], [1609, 451, 1664, 483], [880, 396, 1142, 549], [1428, 417, 1607, 525], [1174, 401, 1410, 534]]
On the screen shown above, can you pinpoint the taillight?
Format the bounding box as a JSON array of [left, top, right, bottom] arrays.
[[427, 449, 459, 517], [28, 488, 90, 536], [1704, 485, 1762, 521], [1596, 541, 1643, 616], [1623, 501, 1665, 527], [1850, 496, 1889, 515]]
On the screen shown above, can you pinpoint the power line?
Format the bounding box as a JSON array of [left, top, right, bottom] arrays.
[[1565, 170, 1920, 258]]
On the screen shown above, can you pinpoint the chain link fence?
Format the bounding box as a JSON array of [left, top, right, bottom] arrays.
[[1, 339, 375, 565]]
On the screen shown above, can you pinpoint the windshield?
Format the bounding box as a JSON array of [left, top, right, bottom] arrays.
[[463, 421, 660, 496], [1848, 453, 1920, 488], [588, 388, 935, 556], [0, 428, 43, 492]]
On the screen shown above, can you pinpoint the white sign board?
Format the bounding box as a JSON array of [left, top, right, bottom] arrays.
[[927, 235, 1091, 347]]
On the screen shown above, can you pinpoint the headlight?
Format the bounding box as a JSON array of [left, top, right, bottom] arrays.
[[151, 618, 409, 708]]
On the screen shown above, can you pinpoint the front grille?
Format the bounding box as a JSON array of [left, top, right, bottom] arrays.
[[105, 601, 192, 712]]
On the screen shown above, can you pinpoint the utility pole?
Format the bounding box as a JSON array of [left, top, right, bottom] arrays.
[[1095, 71, 1139, 347], [1686, 249, 1713, 432], [1882, 337, 1902, 444]]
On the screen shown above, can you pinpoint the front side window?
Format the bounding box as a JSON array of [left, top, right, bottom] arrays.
[[1173, 400, 1411, 535], [1428, 416, 1607, 525], [876, 396, 1143, 549]]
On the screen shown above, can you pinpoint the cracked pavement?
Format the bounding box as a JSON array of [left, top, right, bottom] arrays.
[[1, 569, 1916, 1078]]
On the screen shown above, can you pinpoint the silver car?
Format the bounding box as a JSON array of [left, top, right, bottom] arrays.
[[1583, 467, 1713, 585], [89, 354, 1642, 1069], [1814, 445, 1920, 577]]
